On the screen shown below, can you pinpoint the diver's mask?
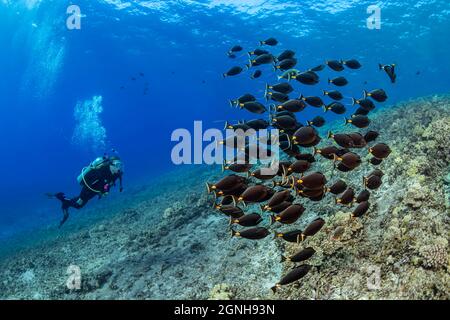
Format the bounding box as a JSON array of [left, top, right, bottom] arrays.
[[110, 159, 123, 175]]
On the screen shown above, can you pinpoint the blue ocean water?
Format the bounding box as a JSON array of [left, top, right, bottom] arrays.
[[0, 0, 449, 240]]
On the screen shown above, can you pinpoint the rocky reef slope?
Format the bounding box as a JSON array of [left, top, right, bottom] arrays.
[[0, 95, 449, 300]]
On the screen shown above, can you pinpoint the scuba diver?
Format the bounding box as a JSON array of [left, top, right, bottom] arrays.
[[47, 154, 124, 228]]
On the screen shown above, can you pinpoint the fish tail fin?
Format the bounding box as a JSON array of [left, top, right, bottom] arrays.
[[273, 232, 279, 240], [229, 99, 235, 108], [328, 78, 331, 84], [271, 285, 278, 294], [378, 63, 383, 70], [231, 229, 237, 237], [363, 90, 368, 99], [264, 83, 269, 99], [205, 182, 212, 194], [327, 131, 333, 139], [229, 217, 233, 226], [351, 98, 357, 106], [247, 52, 252, 58], [272, 65, 277, 72], [259, 41, 264, 46], [322, 89, 327, 96], [344, 117, 350, 125], [224, 121, 230, 130], [270, 215, 276, 225], [323, 105, 328, 113], [280, 256, 286, 263], [246, 171, 251, 179], [260, 204, 265, 213], [222, 73, 227, 78], [221, 161, 226, 172], [313, 147, 319, 156]]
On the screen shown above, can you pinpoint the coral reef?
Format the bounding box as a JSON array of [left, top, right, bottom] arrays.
[[0, 95, 449, 300]]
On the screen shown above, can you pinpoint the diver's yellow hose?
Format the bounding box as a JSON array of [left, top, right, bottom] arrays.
[[81, 167, 102, 193]]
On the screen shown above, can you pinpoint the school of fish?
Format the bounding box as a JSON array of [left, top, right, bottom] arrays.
[[208, 37, 393, 294]]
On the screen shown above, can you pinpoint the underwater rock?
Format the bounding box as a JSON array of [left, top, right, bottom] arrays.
[[419, 244, 448, 270], [208, 283, 234, 300]]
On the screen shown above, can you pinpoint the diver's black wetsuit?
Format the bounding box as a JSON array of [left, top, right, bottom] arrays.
[[55, 164, 123, 227]]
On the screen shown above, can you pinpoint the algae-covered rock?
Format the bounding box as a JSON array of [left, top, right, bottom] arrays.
[[208, 283, 234, 300]]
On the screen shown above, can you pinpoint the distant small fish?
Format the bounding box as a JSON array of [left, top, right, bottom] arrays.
[[278, 69, 300, 81], [364, 174, 382, 190], [352, 98, 376, 111], [369, 157, 383, 165], [265, 91, 289, 103], [237, 185, 274, 203], [139, 72, 145, 77], [328, 131, 355, 148], [230, 213, 263, 227], [274, 58, 297, 71], [324, 102, 346, 114], [326, 60, 344, 71], [270, 204, 305, 225], [301, 217, 325, 240], [294, 172, 327, 190], [348, 133, 367, 148], [323, 90, 343, 101], [293, 71, 319, 85], [363, 89, 388, 102], [327, 180, 347, 195], [336, 188, 355, 205], [341, 59, 362, 69], [309, 64, 325, 72], [351, 201, 370, 218], [281, 247, 315, 263], [228, 45, 243, 55], [244, 119, 270, 130], [222, 162, 252, 173], [251, 70, 262, 79], [369, 143, 391, 159], [231, 227, 270, 240], [345, 115, 371, 128], [271, 265, 312, 293], [364, 130, 379, 143], [271, 115, 299, 130], [214, 205, 244, 219], [328, 76, 348, 87], [248, 53, 275, 67], [229, 93, 256, 107], [206, 174, 247, 194], [277, 50, 296, 62], [274, 229, 303, 243], [299, 95, 324, 108], [266, 82, 294, 95], [379, 63, 397, 83], [334, 152, 361, 170], [260, 37, 278, 46], [354, 106, 370, 116], [248, 49, 269, 56], [355, 190, 371, 203], [307, 116, 326, 128], [239, 101, 267, 114], [314, 146, 339, 160], [273, 99, 306, 113], [223, 66, 244, 78]]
